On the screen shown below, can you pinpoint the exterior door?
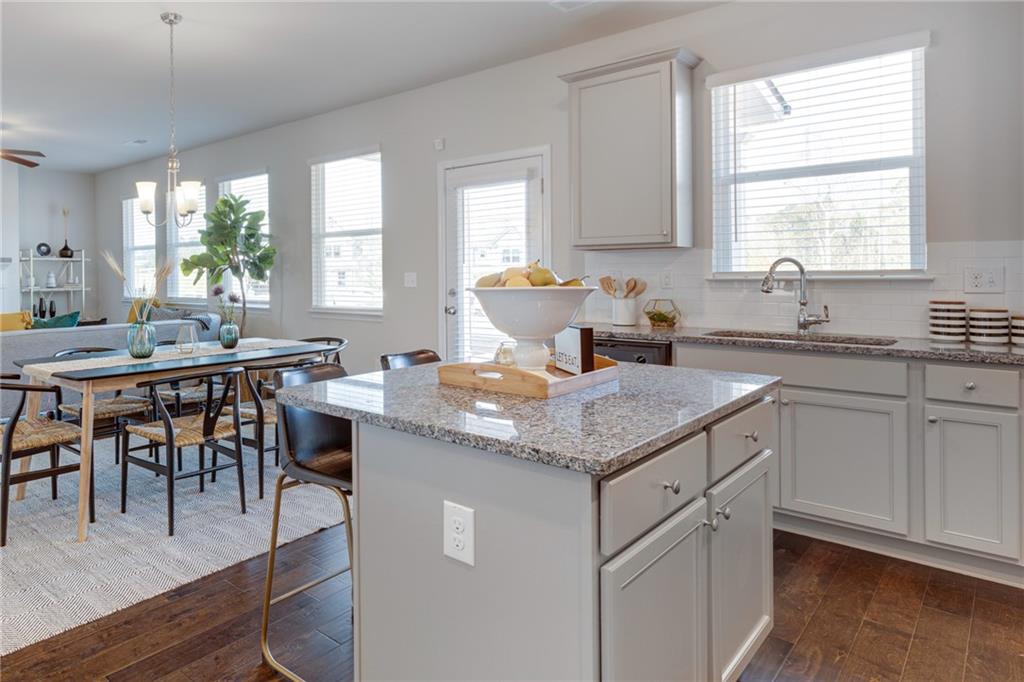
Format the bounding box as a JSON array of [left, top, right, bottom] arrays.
[[441, 154, 545, 362]]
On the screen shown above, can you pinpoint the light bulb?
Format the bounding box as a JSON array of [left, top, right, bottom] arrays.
[[136, 182, 157, 215]]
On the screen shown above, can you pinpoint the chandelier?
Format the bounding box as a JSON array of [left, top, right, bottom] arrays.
[[135, 12, 199, 228]]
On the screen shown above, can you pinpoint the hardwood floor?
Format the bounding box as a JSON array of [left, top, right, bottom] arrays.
[[2, 527, 1020, 681]]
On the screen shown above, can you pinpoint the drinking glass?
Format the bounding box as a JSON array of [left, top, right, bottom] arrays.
[[175, 324, 197, 354]]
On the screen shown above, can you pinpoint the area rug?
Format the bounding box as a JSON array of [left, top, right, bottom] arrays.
[[0, 437, 344, 654]]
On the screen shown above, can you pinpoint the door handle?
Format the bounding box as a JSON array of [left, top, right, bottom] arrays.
[[662, 480, 681, 495], [444, 306, 457, 315], [702, 518, 719, 532], [715, 506, 732, 520], [927, 416, 939, 424]]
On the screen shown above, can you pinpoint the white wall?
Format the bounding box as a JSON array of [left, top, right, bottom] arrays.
[[0, 163, 19, 312], [18, 168, 97, 317], [93, 2, 1024, 371]]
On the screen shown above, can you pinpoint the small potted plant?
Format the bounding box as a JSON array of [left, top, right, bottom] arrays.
[[213, 285, 242, 349]]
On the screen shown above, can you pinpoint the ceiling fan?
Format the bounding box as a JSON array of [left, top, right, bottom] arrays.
[[1, 149, 45, 168]]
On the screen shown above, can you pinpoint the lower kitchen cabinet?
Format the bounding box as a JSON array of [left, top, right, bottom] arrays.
[[924, 405, 1020, 560], [600, 498, 708, 682], [707, 449, 774, 682], [780, 388, 909, 535]]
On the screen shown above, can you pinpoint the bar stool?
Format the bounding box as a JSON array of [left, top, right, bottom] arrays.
[[261, 363, 353, 681], [380, 348, 441, 370]]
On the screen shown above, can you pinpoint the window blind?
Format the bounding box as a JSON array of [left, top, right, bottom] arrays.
[[711, 47, 926, 274], [311, 151, 383, 312], [167, 184, 207, 300], [122, 198, 156, 298], [219, 173, 270, 303]]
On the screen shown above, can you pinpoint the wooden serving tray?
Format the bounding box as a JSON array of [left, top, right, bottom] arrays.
[[437, 355, 619, 399]]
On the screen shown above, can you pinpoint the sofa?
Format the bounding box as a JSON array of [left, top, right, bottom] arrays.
[[0, 315, 221, 418]]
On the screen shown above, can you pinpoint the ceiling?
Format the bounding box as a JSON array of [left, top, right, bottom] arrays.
[[1, 1, 714, 173]]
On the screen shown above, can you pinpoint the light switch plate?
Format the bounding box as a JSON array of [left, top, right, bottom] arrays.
[[964, 266, 1004, 293], [443, 500, 475, 566], [404, 272, 418, 288]]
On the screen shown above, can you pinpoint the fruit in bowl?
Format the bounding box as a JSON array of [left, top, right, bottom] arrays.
[[469, 262, 595, 369]]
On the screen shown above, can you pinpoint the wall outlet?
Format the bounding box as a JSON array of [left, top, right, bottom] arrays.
[[660, 272, 674, 289], [443, 500, 475, 566], [964, 266, 1004, 293], [404, 272, 418, 288], [433, 137, 446, 151]]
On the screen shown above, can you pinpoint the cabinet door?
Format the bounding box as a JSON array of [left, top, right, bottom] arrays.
[[570, 61, 674, 247], [780, 389, 909, 534], [600, 498, 707, 682], [707, 449, 773, 682], [924, 405, 1020, 560]]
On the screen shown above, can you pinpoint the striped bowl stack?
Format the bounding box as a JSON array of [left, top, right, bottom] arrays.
[[928, 300, 968, 343], [967, 308, 1010, 345], [1011, 315, 1024, 347]]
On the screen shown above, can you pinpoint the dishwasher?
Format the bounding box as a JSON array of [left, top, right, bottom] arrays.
[[593, 338, 672, 365]]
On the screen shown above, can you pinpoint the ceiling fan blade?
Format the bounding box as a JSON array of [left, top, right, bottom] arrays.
[[1, 153, 39, 168], [0, 149, 45, 157]]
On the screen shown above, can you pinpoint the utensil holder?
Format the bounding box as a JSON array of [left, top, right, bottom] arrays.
[[612, 298, 637, 326]]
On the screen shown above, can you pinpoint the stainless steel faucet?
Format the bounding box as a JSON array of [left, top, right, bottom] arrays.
[[760, 257, 830, 334]]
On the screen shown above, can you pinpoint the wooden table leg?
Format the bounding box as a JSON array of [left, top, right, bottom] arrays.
[[14, 376, 45, 501], [76, 384, 95, 542]]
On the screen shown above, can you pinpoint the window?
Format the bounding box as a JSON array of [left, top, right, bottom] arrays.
[[218, 173, 270, 303], [711, 44, 926, 274], [166, 184, 208, 301], [311, 150, 383, 312], [121, 198, 156, 298]]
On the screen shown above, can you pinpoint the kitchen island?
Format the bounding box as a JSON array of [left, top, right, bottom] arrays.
[[277, 362, 781, 681]]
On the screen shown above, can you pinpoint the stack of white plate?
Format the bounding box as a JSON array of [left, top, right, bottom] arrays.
[[928, 300, 967, 343], [968, 308, 1010, 345], [1011, 315, 1024, 346]]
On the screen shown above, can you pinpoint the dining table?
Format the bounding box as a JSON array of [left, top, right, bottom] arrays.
[[13, 337, 336, 542]]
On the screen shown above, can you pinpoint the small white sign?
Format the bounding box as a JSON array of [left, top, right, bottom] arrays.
[[554, 326, 593, 375]]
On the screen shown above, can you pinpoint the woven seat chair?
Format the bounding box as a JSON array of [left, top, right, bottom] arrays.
[[298, 336, 349, 365], [261, 363, 353, 681], [1, 373, 94, 546], [54, 347, 152, 465], [380, 348, 441, 370], [121, 367, 246, 536]]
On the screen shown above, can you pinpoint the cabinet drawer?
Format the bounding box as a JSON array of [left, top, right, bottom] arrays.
[[708, 394, 778, 482], [600, 432, 707, 556], [926, 364, 1020, 408]]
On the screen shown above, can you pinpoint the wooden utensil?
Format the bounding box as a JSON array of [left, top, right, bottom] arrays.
[[624, 278, 637, 298], [631, 280, 647, 298], [599, 276, 617, 297]]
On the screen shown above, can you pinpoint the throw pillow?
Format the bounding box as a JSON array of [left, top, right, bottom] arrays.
[[32, 311, 81, 329], [0, 311, 32, 331], [148, 306, 190, 322]]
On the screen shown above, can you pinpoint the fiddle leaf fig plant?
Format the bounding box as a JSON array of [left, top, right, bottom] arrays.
[[181, 193, 276, 335]]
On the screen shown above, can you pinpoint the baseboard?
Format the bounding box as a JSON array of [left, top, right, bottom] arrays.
[[774, 511, 1024, 588]]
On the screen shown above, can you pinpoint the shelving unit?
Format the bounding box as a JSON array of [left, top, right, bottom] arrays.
[[20, 249, 90, 315]]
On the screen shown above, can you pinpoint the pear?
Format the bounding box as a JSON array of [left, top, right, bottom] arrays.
[[505, 275, 532, 287], [558, 276, 588, 287], [499, 266, 529, 285], [528, 265, 558, 287], [475, 271, 502, 288]]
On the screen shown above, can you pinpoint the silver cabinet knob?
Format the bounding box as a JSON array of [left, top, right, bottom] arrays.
[[444, 306, 457, 315], [927, 416, 939, 424], [780, 398, 791, 406], [662, 480, 681, 495], [702, 518, 719, 531], [964, 382, 977, 391], [716, 506, 732, 520], [744, 431, 759, 443]]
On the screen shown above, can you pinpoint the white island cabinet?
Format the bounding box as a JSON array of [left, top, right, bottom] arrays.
[[276, 363, 781, 681]]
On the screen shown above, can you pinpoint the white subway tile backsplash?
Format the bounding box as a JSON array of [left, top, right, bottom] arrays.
[[583, 240, 1024, 337]]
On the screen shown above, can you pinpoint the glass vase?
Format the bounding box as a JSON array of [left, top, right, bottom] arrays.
[[127, 322, 156, 359], [219, 322, 240, 349]]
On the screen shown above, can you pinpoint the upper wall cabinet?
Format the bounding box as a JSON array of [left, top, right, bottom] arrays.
[[561, 48, 698, 249]]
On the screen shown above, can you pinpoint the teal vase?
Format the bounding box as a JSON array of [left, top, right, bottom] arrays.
[[127, 322, 156, 359], [220, 322, 240, 349]]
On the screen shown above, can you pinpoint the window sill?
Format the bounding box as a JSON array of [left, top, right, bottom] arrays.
[[309, 307, 383, 322], [163, 299, 209, 309], [708, 272, 934, 282]]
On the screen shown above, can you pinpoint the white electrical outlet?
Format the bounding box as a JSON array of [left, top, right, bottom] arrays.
[[404, 272, 418, 288], [443, 500, 475, 566], [660, 272, 674, 289], [964, 266, 1004, 293]]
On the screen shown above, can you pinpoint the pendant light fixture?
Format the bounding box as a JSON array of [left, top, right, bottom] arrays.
[[135, 12, 199, 228]]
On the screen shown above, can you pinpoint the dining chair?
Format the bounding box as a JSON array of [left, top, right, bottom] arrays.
[[235, 358, 318, 499], [299, 336, 349, 365], [261, 363, 353, 680], [1, 373, 94, 546], [380, 348, 441, 370], [154, 340, 210, 417], [121, 367, 246, 536], [54, 347, 152, 465]]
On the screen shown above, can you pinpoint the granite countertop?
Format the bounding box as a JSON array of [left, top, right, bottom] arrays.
[[276, 363, 780, 476], [586, 323, 1024, 367]]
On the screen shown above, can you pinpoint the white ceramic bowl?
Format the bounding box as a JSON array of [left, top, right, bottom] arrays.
[[468, 286, 597, 368]]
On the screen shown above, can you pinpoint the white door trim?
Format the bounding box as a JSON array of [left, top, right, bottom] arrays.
[[435, 145, 551, 360]]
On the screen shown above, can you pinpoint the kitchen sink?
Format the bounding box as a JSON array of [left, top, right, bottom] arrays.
[[704, 330, 899, 346]]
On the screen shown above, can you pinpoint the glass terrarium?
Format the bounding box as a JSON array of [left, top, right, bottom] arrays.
[[643, 299, 681, 329]]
